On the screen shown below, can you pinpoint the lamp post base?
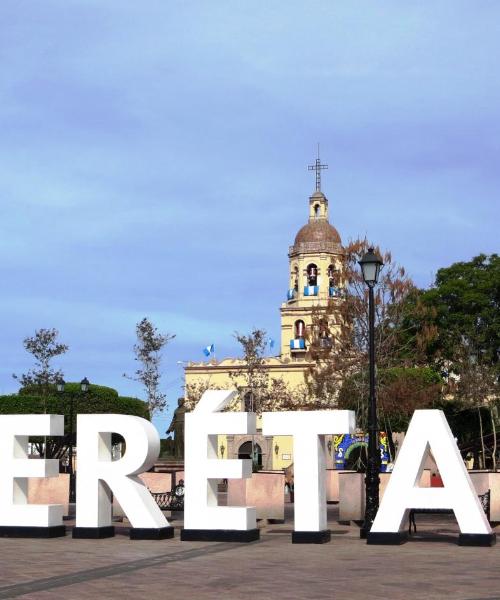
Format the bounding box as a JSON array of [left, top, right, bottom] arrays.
[[63, 502, 76, 521], [180, 528, 260, 542], [292, 530, 331, 544]]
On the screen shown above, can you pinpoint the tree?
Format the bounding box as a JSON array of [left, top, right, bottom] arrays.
[[184, 379, 221, 411], [338, 367, 442, 453], [230, 328, 305, 414], [453, 340, 499, 470], [263, 377, 307, 412], [416, 254, 500, 369], [231, 328, 269, 413], [2, 383, 149, 459], [13, 328, 68, 395], [402, 254, 500, 466], [124, 317, 175, 417], [305, 238, 420, 407]]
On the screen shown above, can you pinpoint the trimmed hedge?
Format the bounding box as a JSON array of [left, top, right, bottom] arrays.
[[19, 382, 119, 401], [0, 383, 149, 434]]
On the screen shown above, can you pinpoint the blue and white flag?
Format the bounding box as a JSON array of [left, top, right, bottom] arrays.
[[203, 344, 215, 357], [269, 338, 275, 349]]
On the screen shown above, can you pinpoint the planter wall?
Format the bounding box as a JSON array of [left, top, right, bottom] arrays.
[[469, 471, 500, 522], [28, 474, 69, 514], [338, 469, 431, 522], [326, 469, 356, 503], [139, 471, 184, 492], [227, 471, 285, 521], [338, 472, 365, 522]]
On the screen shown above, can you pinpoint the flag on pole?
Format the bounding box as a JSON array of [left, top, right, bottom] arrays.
[[203, 344, 215, 357], [269, 338, 275, 349]]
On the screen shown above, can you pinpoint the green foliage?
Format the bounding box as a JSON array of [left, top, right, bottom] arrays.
[[19, 382, 119, 401], [1, 383, 149, 433], [379, 366, 442, 387], [442, 402, 490, 446], [420, 254, 500, 367], [0, 390, 148, 459]]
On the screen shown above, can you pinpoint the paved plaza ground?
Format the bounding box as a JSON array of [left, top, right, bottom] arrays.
[[0, 505, 499, 600]]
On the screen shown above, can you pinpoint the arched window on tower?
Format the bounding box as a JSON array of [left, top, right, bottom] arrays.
[[327, 264, 337, 286], [328, 264, 340, 297], [295, 320, 306, 339], [314, 203, 320, 217], [318, 317, 333, 349], [288, 265, 300, 301], [307, 263, 318, 286], [291, 319, 306, 350]]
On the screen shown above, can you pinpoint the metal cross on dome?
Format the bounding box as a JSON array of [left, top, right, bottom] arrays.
[[308, 145, 328, 192]]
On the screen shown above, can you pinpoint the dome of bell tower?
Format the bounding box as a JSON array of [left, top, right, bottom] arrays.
[[290, 190, 342, 257]]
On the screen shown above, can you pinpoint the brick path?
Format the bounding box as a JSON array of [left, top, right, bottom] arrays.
[[0, 507, 499, 599]]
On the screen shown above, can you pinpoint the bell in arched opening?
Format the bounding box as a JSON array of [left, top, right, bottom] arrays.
[[307, 263, 318, 286], [295, 319, 305, 339], [328, 264, 340, 297]]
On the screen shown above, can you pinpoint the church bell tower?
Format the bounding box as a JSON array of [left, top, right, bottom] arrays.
[[280, 154, 344, 359]]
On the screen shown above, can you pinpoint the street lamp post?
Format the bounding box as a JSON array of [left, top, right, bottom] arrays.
[[358, 247, 384, 539], [58, 377, 90, 505]]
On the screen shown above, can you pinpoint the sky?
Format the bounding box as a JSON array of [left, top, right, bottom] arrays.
[[1, 1, 499, 434]]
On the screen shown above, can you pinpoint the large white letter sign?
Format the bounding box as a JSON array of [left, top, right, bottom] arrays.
[[73, 414, 172, 540], [369, 410, 495, 547], [181, 390, 259, 542], [263, 410, 356, 543], [0, 414, 65, 538]]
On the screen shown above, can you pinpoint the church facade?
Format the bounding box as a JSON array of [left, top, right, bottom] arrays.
[[184, 178, 345, 470]]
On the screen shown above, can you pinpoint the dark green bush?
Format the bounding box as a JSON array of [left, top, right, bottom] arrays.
[[0, 383, 149, 433], [19, 382, 119, 401]]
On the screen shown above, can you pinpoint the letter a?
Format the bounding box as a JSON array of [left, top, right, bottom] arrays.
[[369, 410, 495, 546]]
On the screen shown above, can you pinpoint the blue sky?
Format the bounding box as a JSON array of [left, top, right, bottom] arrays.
[[1, 1, 499, 433]]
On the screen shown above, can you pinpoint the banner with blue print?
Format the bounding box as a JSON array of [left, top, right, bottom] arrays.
[[332, 432, 390, 472], [290, 339, 305, 350]]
